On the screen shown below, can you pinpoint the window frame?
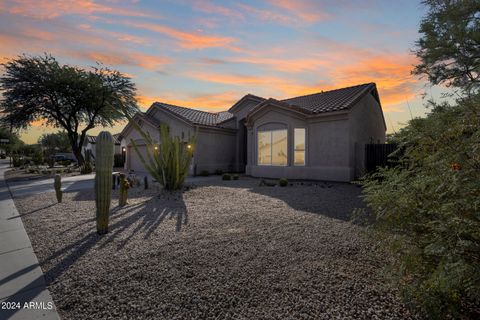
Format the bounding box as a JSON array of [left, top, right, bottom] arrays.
[[293, 127, 306, 166], [257, 128, 288, 167]]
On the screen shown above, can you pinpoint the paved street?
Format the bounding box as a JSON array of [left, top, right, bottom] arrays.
[[0, 160, 60, 320]]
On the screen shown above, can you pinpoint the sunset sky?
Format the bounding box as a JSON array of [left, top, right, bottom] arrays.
[[0, 0, 447, 143]]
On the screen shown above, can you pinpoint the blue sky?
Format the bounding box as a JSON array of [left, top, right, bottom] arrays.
[[0, 0, 441, 143]]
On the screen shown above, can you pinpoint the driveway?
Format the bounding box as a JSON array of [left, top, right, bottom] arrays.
[[7, 170, 222, 198], [7, 173, 95, 199]]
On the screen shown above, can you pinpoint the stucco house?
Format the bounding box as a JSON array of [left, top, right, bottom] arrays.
[[120, 83, 386, 182], [82, 133, 122, 162]]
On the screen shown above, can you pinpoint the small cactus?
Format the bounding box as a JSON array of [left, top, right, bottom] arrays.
[[144, 176, 148, 189], [112, 174, 116, 190], [54, 174, 62, 203], [119, 173, 129, 207], [95, 131, 114, 235]]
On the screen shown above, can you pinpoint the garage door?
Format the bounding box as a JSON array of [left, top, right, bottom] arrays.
[[127, 145, 148, 173]]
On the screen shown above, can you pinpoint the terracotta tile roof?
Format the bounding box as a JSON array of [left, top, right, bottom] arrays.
[[146, 83, 378, 129], [86, 133, 122, 144], [153, 102, 234, 127], [282, 83, 377, 114]]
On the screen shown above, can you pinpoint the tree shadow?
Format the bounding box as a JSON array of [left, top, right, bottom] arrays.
[[189, 177, 369, 223], [8, 203, 57, 219], [40, 191, 187, 284]]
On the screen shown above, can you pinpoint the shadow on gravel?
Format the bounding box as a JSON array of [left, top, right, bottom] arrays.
[[40, 192, 187, 284], [8, 203, 57, 219], [71, 186, 157, 202], [194, 178, 370, 222]]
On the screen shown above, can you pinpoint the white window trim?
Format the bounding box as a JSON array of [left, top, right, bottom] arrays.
[[293, 127, 306, 166], [257, 128, 288, 166]]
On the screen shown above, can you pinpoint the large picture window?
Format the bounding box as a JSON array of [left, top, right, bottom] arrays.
[[294, 128, 306, 166], [258, 129, 287, 166]]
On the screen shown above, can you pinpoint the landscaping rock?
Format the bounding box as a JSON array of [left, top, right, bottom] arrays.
[[13, 178, 418, 320]]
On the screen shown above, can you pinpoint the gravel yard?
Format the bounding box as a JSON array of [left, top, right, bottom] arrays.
[[13, 177, 417, 319]]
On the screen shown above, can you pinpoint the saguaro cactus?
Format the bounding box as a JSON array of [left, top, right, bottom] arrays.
[[119, 173, 129, 206], [95, 131, 114, 235], [54, 174, 62, 203]]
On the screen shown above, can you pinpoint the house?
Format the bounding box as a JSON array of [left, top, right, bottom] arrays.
[[82, 133, 123, 162], [120, 83, 386, 181]]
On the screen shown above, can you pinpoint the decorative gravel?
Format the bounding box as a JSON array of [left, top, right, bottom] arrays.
[[13, 178, 418, 319]]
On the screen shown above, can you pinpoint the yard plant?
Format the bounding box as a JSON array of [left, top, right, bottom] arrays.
[[361, 96, 480, 318], [94, 131, 114, 235], [122, 107, 195, 190], [360, 1, 480, 318], [0, 54, 138, 165]]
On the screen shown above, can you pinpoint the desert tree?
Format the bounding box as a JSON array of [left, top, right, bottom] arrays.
[[413, 0, 480, 94], [0, 54, 139, 165]]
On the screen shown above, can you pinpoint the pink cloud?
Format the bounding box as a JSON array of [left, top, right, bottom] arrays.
[[0, 0, 154, 20], [125, 21, 237, 50]]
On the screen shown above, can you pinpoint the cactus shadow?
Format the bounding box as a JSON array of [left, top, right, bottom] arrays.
[[40, 192, 187, 284]]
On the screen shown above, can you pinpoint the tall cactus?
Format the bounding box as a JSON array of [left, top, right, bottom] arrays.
[[54, 174, 62, 203], [95, 131, 114, 235]]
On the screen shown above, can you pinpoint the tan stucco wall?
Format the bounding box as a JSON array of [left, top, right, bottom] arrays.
[[246, 106, 353, 181], [194, 127, 236, 174], [348, 93, 386, 178], [121, 108, 237, 175], [229, 98, 263, 171]]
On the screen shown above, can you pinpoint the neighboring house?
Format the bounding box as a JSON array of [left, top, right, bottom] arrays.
[[120, 83, 386, 181], [82, 133, 122, 162]]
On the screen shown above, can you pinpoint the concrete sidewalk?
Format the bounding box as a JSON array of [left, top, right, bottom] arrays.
[[0, 160, 60, 320]]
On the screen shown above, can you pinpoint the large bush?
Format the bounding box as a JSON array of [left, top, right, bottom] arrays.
[[361, 95, 480, 319]]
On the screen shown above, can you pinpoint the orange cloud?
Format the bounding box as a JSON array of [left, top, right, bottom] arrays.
[[1, 0, 154, 19], [227, 56, 330, 73], [266, 0, 330, 23], [186, 52, 418, 109], [138, 91, 240, 111], [328, 54, 419, 108], [186, 72, 322, 98], [236, 3, 296, 25], [192, 0, 244, 20], [70, 51, 170, 70], [125, 21, 237, 50]]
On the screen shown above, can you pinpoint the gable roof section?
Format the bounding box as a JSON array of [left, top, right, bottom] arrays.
[[86, 132, 122, 144], [136, 83, 381, 131], [228, 94, 266, 113], [282, 83, 378, 114], [152, 102, 234, 127]]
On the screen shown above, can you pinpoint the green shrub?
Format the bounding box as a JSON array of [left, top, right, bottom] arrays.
[[31, 151, 43, 165], [198, 170, 209, 176], [222, 173, 231, 180], [58, 159, 71, 166], [12, 155, 24, 167], [215, 169, 223, 175], [232, 174, 239, 180], [361, 96, 480, 319], [278, 178, 288, 187], [80, 162, 93, 174]]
